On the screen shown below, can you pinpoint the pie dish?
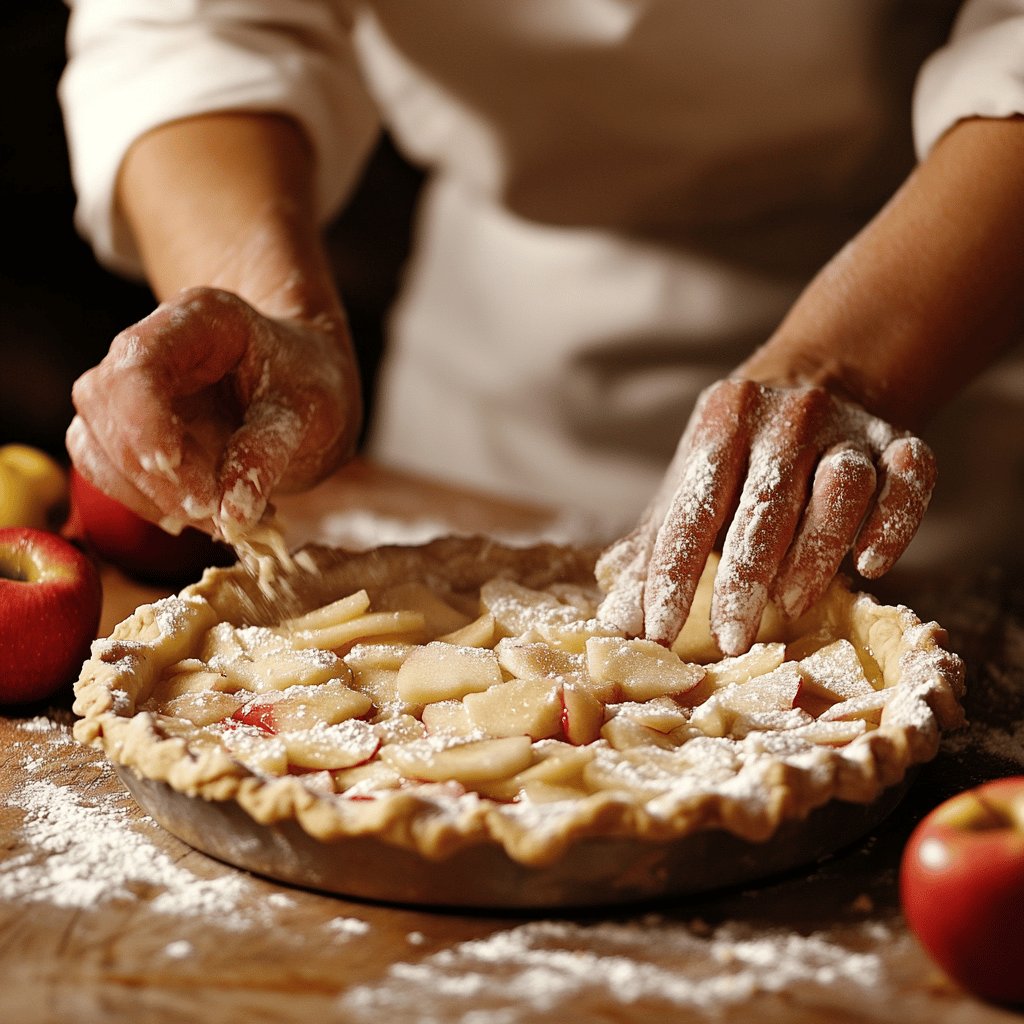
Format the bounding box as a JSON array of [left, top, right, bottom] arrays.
[[73, 536, 965, 907]]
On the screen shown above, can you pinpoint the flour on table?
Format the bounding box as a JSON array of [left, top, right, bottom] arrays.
[[338, 916, 901, 1023], [325, 915, 372, 939], [1, 720, 367, 938]]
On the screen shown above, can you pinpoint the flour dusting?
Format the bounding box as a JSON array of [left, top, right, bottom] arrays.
[[338, 916, 897, 1023]]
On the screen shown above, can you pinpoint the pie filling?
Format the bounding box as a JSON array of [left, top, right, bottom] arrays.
[[73, 538, 965, 867]]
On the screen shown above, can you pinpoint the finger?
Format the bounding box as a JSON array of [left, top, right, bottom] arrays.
[[74, 361, 221, 529], [217, 397, 307, 531], [66, 415, 177, 528], [772, 443, 877, 619], [595, 521, 656, 637], [72, 299, 249, 526], [712, 390, 831, 655], [853, 436, 937, 579], [642, 382, 757, 646]]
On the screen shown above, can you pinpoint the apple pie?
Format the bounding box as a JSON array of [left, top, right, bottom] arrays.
[[73, 536, 964, 889]]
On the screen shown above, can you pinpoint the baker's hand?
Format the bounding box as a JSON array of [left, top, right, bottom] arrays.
[[596, 379, 936, 656], [66, 287, 362, 538]]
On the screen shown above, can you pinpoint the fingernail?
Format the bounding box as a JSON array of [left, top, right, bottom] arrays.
[[715, 618, 751, 657], [855, 548, 885, 578], [777, 580, 807, 620], [140, 448, 181, 483], [220, 479, 263, 531], [643, 603, 682, 647]]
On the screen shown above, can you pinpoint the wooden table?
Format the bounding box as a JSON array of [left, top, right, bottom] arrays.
[[2, 462, 1023, 1024]]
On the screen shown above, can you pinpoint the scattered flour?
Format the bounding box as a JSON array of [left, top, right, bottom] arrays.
[[1, 775, 253, 924], [326, 916, 372, 939], [338, 916, 895, 1023], [2, 722, 375, 937]]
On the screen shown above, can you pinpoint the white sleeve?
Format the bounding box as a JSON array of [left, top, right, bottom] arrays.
[[913, 0, 1024, 158], [59, 0, 381, 277]]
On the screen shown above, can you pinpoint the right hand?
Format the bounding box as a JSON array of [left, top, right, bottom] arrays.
[[597, 378, 936, 656], [66, 287, 363, 538]]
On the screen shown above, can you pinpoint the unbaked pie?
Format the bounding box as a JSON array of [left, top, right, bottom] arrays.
[[73, 536, 965, 893]]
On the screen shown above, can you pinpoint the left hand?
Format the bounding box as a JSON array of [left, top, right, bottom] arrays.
[[596, 379, 936, 655]]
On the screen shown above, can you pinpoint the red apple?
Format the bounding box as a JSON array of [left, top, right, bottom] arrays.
[[0, 526, 103, 705], [900, 776, 1024, 1006], [67, 467, 233, 584]]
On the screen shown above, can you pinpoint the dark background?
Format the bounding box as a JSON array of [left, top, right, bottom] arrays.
[[0, 3, 421, 461]]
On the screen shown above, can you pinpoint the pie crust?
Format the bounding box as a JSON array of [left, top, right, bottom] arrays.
[[73, 536, 965, 875]]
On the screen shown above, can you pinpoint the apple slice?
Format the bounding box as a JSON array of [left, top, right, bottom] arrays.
[[233, 679, 372, 733], [217, 645, 353, 693], [396, 641, 503, 703], [421, 699, 477, 737], [282, 719, 381, 770], [544, 582, 600, 618], [281, 589, 371, 633], [373, 712, 427, 746], [560, 683, 606, 745], [200, 621, 245, 663], [797, 639, 876, 702], [152, 665, 231, 701], [788, 719, 868, 746], [701, 642, 787, 691], [332, 758, 404, 795], [480, 578, 582, 638], [219, 726, 289, 775], [288, 610, 427, 651], [818, 688, 894, 723], [379, 735, 534, 783], [609, 697, 690, 734], [495, 637, 588, 685], [689, 663, 803, 738], [344, 641, 417, 672], [347, 666, 418, 719], [462, 676, 563, 740], [600, 715, 682, 751], [159, 689, 245, 726], [376, 581, 472, 638], [439, 612, 496, 648], [586, 636, 705, 702]]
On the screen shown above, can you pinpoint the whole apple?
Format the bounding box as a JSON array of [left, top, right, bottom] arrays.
[[68, 468, 233, 584], [0, 526, 103, 705], [900, 776, 1024, 1006], [0, 443, 68, 530]]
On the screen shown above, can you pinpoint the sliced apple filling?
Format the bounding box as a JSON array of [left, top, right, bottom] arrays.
[[137, 556, 915, 810]]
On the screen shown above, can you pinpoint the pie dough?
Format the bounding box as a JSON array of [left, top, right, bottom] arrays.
[[73, 537, 965, 871]]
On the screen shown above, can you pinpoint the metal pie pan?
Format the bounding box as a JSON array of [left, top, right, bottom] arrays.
[[115, 765, 911, 910]]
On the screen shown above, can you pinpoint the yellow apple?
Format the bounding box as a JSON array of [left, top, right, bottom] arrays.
[[0, 444, 68, 530]]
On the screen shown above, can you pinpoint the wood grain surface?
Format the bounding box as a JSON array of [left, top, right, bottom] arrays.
[[2, 463, 1023, 1024]]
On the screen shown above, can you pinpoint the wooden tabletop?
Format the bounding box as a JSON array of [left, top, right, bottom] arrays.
[[2, 461, 1023, 1024]]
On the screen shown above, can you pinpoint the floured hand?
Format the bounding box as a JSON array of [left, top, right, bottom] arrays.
[[66, 287, 362, 539], [597, 379, 936, 656]]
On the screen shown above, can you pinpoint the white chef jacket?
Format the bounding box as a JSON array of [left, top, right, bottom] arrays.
[[60, 0, 1024, 569]]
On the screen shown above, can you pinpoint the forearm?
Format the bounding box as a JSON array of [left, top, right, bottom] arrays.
[[117, 112, 343, 323], [739, 116, 1024, 431]]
